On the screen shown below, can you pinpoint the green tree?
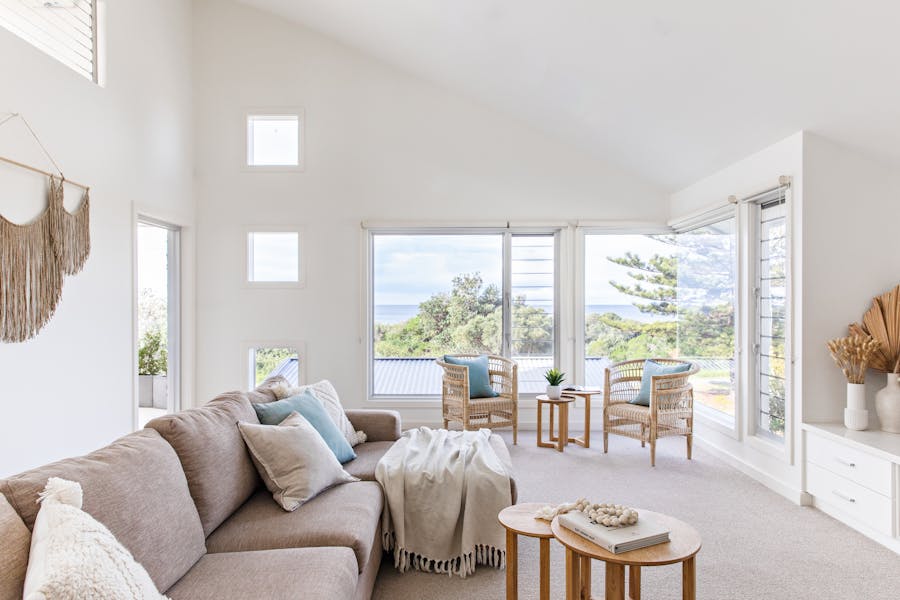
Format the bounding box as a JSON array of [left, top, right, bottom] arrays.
[[138, 328, 167, 375], [374, 272, 553, 358]]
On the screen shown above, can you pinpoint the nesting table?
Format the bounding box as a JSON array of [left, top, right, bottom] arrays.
[[536, 389, 601, 452], [498, 503, 554, 600], [550, 509, 702, 600]]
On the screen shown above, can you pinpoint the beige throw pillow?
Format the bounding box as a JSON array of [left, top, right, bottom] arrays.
[[238, 412, 358, 512], [23, 478, 167, 600], [271, 380, 366, 446]]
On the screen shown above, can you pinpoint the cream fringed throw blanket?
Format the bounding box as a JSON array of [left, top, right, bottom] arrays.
[[376, 427, 512, 578]]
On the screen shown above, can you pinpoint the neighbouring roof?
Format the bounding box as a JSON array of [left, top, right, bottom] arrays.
[[269, 356, 730, 396]]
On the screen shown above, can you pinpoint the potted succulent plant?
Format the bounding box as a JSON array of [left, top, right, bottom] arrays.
[[544, 368, 565, 400]]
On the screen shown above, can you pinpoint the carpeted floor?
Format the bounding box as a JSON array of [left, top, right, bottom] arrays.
[[372, 430, 900, 599]]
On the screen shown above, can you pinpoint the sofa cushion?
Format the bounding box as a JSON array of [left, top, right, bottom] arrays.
[[0, 493, 30, 600], [166, 547, 358, 600], [343, 441, 395, 481], [147, 392, 261, 536], [206, 481, 383, 573], [0, 429, 205, 593]]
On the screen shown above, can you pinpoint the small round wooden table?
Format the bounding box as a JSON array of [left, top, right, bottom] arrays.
[[536, 394, 576, 452], [550, 510, 701, 600], [498, 503, 554, 600]]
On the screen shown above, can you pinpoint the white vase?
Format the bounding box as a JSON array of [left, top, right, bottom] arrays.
[[546, 385, 561, 400], [845, 383, 868, 431], [875, 373, 900, 434]]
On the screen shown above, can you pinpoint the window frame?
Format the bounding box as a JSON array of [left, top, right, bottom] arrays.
[[243, 226, 305, 289], [243, 108, 305, 172], [241, 340, 306, 391], [365, 225, 561, 402]]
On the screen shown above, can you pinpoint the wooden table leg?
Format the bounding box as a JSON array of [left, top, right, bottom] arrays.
[[565, 548, 581, 600], [506, 529, 517, 600], [579, 555, 591, 600], [628, 565, 641, 600], [557, 403, 569, 452], [605, 562, 625, 600], [583, 395, 591, 448], [682, 556, 696, 600], [539, 537, 550, 600], [549, 404, 557, 442], [536, 400, 544, 447]]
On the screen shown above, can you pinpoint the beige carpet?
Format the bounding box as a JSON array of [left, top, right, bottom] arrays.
[[373, 430, 900, 599]]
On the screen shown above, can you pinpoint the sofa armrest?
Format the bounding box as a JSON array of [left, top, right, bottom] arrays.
[[345, 409, 401, 442]]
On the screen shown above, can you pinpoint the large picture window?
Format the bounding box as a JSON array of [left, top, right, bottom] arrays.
[[370, 230, 557, 397], [675, 217, 737, 422], [583, 222, 738, 424], [583, 234, 676, 388]]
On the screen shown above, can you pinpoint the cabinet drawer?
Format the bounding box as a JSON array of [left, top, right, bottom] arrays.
[[806, 433, 893, 496], [807, 462, 893, 536]]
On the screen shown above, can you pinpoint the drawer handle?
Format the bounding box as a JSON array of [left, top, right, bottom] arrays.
[[835, 458, 856, 468], [832, 490, 856, 503]]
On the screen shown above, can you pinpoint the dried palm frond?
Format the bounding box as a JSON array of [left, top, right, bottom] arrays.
[[827, 335, 880, 384], [852, 284, 900, 373]]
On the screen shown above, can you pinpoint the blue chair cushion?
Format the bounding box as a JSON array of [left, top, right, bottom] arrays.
[[629, 360, 692, 406], [443, 355, 500, 399]]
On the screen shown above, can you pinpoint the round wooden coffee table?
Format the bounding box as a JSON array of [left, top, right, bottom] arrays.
[[498, 503, 554, 600], [550, 510, 701, 600]]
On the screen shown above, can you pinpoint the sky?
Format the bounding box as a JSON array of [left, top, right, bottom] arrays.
[[137, 224, 169, 296], [373, 233, 674, 307]]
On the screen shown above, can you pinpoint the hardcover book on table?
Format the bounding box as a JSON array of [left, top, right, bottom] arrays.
[[558, 510, 670, 554]]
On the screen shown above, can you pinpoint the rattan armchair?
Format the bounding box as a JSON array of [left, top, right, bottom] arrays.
[[436, 354, 518, 444], [603, 358, 699, 466]]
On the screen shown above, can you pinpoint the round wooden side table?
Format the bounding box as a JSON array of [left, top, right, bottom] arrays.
[[498, 503, 554, 600], [550, 509, 701, 600], [536, 394, 576, 452]]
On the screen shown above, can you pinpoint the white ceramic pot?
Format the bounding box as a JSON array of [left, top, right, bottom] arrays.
[[875, 373, 900, 434], [846, 383, 866, 411], [844, 383, 868, 431], [546, 385, 562, 400]]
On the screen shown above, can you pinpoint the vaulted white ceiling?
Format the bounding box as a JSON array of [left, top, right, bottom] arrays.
[[238, 0, 900, 190]]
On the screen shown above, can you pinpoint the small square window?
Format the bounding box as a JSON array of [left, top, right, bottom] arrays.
[[248, 346, 299, 389], [247, 231, 302, 285], [246, 114, 301, 167]]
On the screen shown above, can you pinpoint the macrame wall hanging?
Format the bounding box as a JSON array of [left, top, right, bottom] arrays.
[[0, 113, 91, 343]]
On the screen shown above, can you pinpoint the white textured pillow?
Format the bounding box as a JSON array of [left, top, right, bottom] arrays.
[[23, 478, 167, 600], [271, 379, 366, 446], [239, 412, 358, 511]]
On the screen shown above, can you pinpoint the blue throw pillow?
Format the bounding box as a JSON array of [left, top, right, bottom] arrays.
[[443, 355, 499, 399], [252, 391, 357, 463], [630, 360, 692, 406]]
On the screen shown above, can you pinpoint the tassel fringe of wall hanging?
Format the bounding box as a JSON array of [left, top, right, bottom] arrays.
[[0, 113, 91, 343]]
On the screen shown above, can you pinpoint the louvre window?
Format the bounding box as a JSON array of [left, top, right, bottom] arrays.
[[0, 0, 99, 82], [754, 193, 788, 440]]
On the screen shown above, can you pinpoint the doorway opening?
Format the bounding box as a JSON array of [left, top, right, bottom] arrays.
[[136, 218, 181, 427]]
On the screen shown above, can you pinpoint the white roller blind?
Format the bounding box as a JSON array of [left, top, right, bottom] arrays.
[[0, 0, 97, 82]]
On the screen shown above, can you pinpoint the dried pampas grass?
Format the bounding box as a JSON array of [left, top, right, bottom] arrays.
[[827, 335, 880, 384], [849, 284, 900, 373]]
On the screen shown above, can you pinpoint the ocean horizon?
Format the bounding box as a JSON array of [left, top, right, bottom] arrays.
[[374, 304, 662, 325]]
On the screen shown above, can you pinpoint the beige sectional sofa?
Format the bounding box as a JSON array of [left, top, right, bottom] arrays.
[[0, 379, 518, 599], [0, 382, 402, 600]]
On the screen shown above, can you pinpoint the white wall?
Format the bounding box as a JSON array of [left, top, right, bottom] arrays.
[[192, 0, 668, 426], [801, 135, 900, 424], [0, 0, 194, 476]]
